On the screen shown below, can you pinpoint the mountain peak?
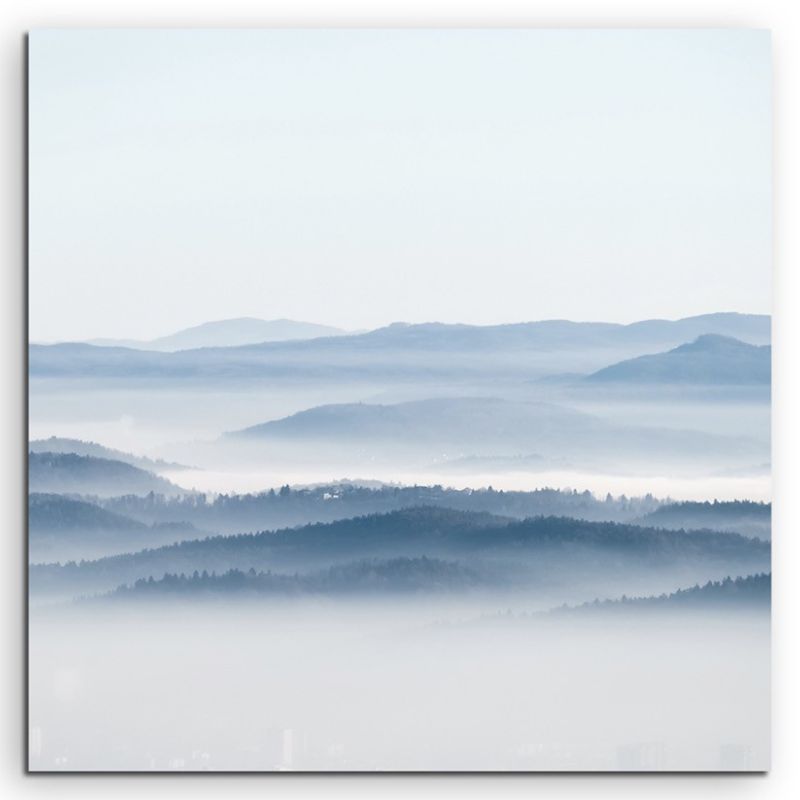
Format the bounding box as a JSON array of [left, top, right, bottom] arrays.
[[676, 333, 762, 352], [588, 335, 770, 384]]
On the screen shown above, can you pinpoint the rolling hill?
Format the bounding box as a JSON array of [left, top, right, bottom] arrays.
[[29, 437, 187, 473], [30, 493, 147, 534], [226, 396, 766, 470], [636, 500, 771, 540], [230, 397, 595, 446], [29, 493, 202, 562], [29, 452, 184, 497]]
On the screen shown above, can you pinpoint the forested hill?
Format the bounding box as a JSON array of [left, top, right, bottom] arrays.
[[106, 557, 481, 600], [30, 507, 770, 600], [30, 493, 147, 533], [555, 573, 770, 614], [95, 483, 664, 534], [637, 500, 771, 539], [29, 493, 202, 563], [29, 452, 184, 497], [29, 437, 187, 473]]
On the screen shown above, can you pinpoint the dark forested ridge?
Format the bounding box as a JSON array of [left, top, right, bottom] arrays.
[[94, 483, 664, 534], [29, 452, 184, 497], [30, 507, 770, 600], [636, 500, 771, 539], [105, 556, 481, 600], [554, 573, 771, 614], [30, 493, 147, 533], [452, 574, 772, 629], [29, 437, 188, 473], [29, 493, 203, 562]]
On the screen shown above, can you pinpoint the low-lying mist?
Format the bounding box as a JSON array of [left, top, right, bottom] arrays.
[[29, 600, 769, 771]]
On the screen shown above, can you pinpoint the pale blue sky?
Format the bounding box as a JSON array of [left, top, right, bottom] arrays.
[[29, 29, 771, 341]]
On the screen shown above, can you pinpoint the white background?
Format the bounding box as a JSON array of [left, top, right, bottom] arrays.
[[1, 2, 797, 799]]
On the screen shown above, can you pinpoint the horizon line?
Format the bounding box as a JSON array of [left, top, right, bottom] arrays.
[[30, 309, 771, 347]]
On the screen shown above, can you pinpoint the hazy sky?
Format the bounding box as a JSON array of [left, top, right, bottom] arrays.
[[29, 29, 771, 342]]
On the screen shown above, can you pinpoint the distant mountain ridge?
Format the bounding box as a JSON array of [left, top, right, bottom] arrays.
[[588, 335, 771, 384], [30, 313, 770, 381], [87, 317, 348, 351], [356, 313, 770, 350]]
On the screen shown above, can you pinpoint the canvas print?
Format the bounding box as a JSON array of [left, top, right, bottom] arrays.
[[27, 29, 771, 772]]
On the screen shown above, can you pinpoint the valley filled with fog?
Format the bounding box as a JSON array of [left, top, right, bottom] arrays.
[[30, 603, 768, 771], [28, 313, 771, 771]]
